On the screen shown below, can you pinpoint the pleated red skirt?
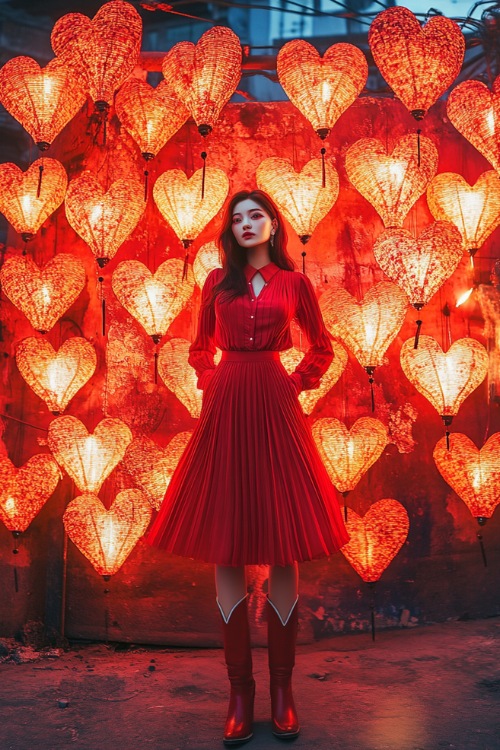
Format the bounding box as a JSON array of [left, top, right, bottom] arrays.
[[145, 350, 349, 566]]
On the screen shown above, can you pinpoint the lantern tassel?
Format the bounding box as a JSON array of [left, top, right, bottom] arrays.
[[417, 128, 421, 167], [366, 368, 375, 412], [154, 351, 159, 385], [367, 581, 377, 641], [414, 319, 423, 349], [98, 275, 106, 336], [301, 251, 306, 275], [144, 169, 149, 203], [342, 491, 349, 522], [201, 151, 207, 200], [12, 531, 21, 593], [442, 415, 453, 450], [36, 163, 44, 199], [477, 517, 488, 567], [320, 147, 326, 188]]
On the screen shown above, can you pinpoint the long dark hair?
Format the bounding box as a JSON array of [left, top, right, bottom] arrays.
[[206, 190, 296, 307]]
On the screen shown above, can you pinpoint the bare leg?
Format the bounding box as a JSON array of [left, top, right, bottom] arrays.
[[215, 564, 247, 621], [268, 562, 299, 623]]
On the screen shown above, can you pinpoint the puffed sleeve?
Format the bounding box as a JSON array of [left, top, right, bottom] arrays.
[[188, 268, 220, 390], [289, 273, 334, 393]]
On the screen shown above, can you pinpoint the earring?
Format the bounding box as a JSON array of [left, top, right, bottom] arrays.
[[270, 232, 275, 247]]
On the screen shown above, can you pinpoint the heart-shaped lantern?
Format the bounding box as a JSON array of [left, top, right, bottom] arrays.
[[0, 253, 86, 333], [433, 432, 500, 520], [193, 242, 221, 289], [111, 259, 194, 342], [345, 135, 438, 227], [63, 489, 151, 577], [51, 0, 142, 110], [0, 56, 86, 151], [427, 171, 500, 256], [123, 432, 193, 510], [369, 6, 464, 120], [400, 335, 489, 418], [153, 167, 229, 245], [320, 282, 408, 370], [65, 170, 144, 265], [158, 338, 222, 418], [256, 157, 339, 243], [16, 337, 96, 414], [312, 417, 388, 493], [48, 415, 132, 494], [373, 222, 463, 310], [115, 79, 189, 160], [447, 76, 500, 173], [280, 342, 348, 414], [0, 454, 60, 532], [162, 25, 241, 136], [0, 158, 67, 241], [341, 498, 409, 582], [276, 40, 367, 139]]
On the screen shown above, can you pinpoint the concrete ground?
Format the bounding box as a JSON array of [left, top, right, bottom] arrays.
[[1, 618, 499, 750]]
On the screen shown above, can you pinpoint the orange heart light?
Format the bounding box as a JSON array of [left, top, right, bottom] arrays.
[[433, 432, 500, 520], [115, 78, 189, 160], [369, 6, 464, 120], [276, 40, 367, 139], [320, 282, 408, 370], [48, 415, 132, 494], [0, 158, 67, 241], [341, 498, 409, 582], [345, 135, 438, 227], [0, 56, 87, 151], [123, 432, 193, 510], [65, 170, 144, 265], [162, 25, 241, 136], [400, 335, 489, 421], [0, 254, 86, 333], [193, 242, 221, 289], [63, 490, 151, 578], [256, 157, 339, 243], [16, 337, 96, 414], [111, 259, 194, 343], [373, 222, 463, 310], [312, 417, 388, 494], [51, 0, 142, 111], [427, 171, 500, 258], [0, 454, 60, 533], [447, 76, 500, 173], [158, 338, 222, 418], [153, 167, 229, 246], [280, 342, 348, 414]]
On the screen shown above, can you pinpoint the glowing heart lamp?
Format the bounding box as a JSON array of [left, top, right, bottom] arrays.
[[434, 432, 500, 522], [280, 342, 348, 415], [16, 337, 96, 414], [65, 171, 144, 266], [0, 454, 60, 534], [341, 498, 409, 582], [427, 172, 500, 262], [320, 282, 408, 408], [48, 416, 133, 494], [369, 6, 464, 120], [0, 158, 67, 241], [276, 40, 367, 140], [51, 0, 142, 113], [345, 135, 438, 228], [0, 56, 86, 151], [158, 338, 222, 418], [63, 490, 151, 578], [256, 157, 339, 245], [123, 432, 193, 510], [0, 253, 85, 334], [400, 335, 489, 443], [162, 25, 242, 136], [193, 242, 221, 289], [447, 76, 500, 174], [115, 78, 189, 161]]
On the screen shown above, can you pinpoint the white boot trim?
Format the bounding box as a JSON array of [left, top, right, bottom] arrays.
[[216, 593, 248, 624], [267, 595, 299, 626]]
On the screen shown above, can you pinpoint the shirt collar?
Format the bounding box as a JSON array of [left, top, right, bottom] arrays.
[[244, 261, 280, 283]]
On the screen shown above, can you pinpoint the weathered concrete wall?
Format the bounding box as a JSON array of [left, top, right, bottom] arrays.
[[1, 97, 499, 645]]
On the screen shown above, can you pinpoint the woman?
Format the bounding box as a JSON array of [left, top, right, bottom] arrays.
[[146, 190, 349, 745]]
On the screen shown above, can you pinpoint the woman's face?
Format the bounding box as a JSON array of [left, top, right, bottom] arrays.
[[231, 199, 275, 249]]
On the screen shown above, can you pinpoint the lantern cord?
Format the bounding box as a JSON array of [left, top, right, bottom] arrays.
[[36, 163, 44, 199], [182, 251, 189, 281], [367, 581, 376, 641], [144, 170, 149, 203], [414, 319, 423, 349], [477, 529, 488, 567], [98, 276, 106, 337], [201, 151, 207, 200], [320, 147, 326, 188], [301, 250, 306, 275], [154, 350, 159, 385], [417, 129, 421, 168], [366, 369, 375, 412], [342, 491, 349, 522]]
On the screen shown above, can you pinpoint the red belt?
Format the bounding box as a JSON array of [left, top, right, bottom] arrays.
[[221, 350, 281, 362]]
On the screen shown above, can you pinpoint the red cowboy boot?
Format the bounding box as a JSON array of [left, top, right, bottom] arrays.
[[217, 594, 255, 745], [267, 595, 300, 739]]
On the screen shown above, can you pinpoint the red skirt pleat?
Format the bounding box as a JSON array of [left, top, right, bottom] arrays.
[[145, 352, 349, 566]]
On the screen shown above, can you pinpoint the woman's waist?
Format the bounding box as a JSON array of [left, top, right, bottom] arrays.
[[220, 350, 281, 362]]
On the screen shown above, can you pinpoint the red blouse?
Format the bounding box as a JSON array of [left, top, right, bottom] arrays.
[[188, 261, 334, 393]]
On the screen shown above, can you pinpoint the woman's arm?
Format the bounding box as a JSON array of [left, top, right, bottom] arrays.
[[188, 268, 220, 390]]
